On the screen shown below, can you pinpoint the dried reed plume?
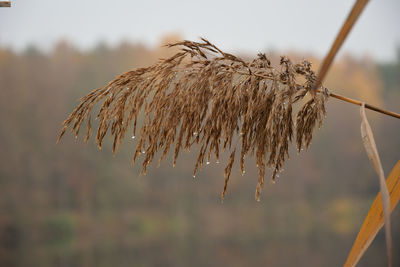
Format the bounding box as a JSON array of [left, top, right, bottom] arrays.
[[58, 38, 329, 201]]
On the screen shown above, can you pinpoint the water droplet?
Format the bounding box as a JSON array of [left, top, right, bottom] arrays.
[[142, 150, 146, 154], [192, 175, 196, 178], [241, 170, 246, 176], [256, 198, 261, 202], [193, 131, 198, 136], [131, 135, 136, 139], [206, 161, 210, 165]]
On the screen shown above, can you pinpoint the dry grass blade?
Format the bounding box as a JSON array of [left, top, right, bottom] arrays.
[[57, 38, 329, 200], [313, 0, 370, 93], [360, 103, 392, 267], [343, 160, 400, 267]]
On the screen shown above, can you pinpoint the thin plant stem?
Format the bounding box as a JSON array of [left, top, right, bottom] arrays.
[[322, 91, 400, 120]]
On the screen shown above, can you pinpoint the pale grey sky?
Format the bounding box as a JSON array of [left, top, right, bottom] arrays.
[[0, 0, 399, 61]]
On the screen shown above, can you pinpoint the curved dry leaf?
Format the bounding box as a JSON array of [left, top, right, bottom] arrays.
[[359, 103, 392, 267]]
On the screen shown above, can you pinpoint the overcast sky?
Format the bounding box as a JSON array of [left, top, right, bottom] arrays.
[[1, 0, 399, 61]]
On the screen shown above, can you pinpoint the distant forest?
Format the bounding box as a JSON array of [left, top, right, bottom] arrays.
[[0, 36, 399, 267]]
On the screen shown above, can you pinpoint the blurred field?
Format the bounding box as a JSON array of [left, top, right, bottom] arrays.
[[0, 36, 399, 267]]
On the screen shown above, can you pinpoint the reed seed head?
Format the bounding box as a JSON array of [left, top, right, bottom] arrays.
[[58, 38, 329, 201]]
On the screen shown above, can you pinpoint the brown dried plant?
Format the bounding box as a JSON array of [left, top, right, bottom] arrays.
[[57, 38, 329, 201]]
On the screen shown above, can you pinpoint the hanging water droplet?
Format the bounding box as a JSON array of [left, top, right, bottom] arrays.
[[131, 135, 136, 139], [206, 161, 210, 165], [241, 170, 246, 176], [256, 198, 261, 202], [142, 150, 146, 154], [193, 131, 198, 136], [192, 175, 196, 178]]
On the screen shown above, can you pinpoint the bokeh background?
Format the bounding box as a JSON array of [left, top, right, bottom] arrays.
[[0, 1, 399, 266]]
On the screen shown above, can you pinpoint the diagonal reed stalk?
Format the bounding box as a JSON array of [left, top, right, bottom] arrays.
[[312, 0, 370, 93]]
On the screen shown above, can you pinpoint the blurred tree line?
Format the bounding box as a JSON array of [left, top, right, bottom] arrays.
[[0, 36, 399, 267]]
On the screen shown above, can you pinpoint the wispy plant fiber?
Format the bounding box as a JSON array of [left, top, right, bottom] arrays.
[[58, 38, 329, 200]]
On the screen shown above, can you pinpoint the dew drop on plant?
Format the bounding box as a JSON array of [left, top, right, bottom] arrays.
[[192, 175, 196, 178], [131, 135, 136, 139], [142, 150, 146, 154]]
